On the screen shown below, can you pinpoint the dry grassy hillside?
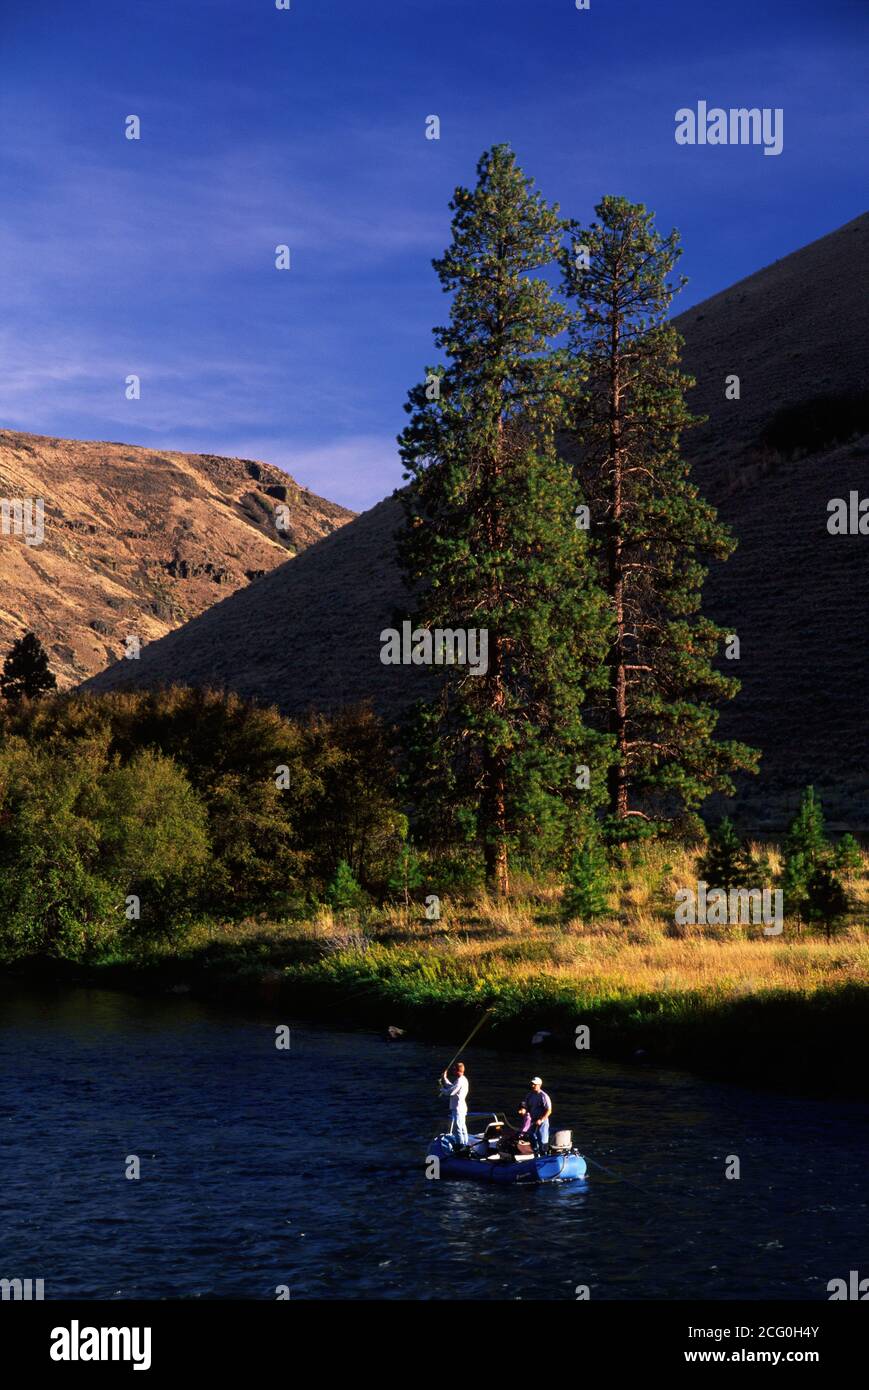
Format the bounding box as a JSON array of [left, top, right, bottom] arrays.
[[86, 214, 869, 831], [0, 430, 353, 686], [86, 492, 425, 713]]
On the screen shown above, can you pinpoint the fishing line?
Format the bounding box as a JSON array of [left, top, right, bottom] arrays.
[[582, 1152, 710, 1216]]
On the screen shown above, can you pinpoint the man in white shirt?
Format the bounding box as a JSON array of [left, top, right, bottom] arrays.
[[440, 1061, 469, 1146]]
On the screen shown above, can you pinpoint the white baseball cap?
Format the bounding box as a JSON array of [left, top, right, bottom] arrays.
[[530, 1076, 543, 1085]]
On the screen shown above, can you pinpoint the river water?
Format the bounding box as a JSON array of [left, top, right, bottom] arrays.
[[1, 987, 866, 1300]]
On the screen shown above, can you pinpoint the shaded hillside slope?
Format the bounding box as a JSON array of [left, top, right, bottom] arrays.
[[86, 214, 869, 830], [0, 430, 353, 686], [676, 211, 869, 479], [86, 492, 426, 713], [673, 211, 869, 829]]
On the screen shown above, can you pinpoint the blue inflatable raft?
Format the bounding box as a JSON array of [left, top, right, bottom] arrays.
[[428, 1115, 587, 1184]]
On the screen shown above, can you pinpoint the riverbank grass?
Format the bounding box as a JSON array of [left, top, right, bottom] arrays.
[[58, 840, 869, 1098]]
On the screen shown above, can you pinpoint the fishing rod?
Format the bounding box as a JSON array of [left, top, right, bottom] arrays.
[[443, 1007, 495, 1072], [437, 1007, 495, 1091]]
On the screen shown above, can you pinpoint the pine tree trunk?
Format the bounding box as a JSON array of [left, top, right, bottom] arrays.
[[483, 634, 510, 897], [482, 408, 510, 897], [483, 810, 510, 896], [481, 783, 508, 889], [607, 307, 629, 821]]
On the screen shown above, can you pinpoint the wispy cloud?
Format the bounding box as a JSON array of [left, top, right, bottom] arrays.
[[0, 110, 445, 484], [0, 122, 447, 305], [0, 0, 864, 515]]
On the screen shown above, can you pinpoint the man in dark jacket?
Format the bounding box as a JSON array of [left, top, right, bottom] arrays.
[[523, 1077, 553, 1155]]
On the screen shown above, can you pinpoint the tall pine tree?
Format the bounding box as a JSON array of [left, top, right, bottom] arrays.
[[398, 146, 611, 894], [561, 196, 757, 829]]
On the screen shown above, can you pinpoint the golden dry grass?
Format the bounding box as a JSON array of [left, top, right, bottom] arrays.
[[174, 841, 869, 1001]]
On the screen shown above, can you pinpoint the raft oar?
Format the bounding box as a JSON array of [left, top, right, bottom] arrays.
[[582, 1153, 652, 1196]]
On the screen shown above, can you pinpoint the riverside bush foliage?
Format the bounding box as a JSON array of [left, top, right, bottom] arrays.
[[0, 689, 404, 959], [0, 731, 208, 956], [0, 690, 862, 962]]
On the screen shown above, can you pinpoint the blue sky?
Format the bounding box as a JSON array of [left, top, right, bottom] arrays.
[[0, 0, 866, 510]]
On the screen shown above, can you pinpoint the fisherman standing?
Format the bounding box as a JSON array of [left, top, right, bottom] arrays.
[[440, 1061, 469, 1147], [523, 1076, 553, 1155]]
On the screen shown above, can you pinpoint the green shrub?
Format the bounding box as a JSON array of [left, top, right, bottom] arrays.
[[698, 817, 755, 891], [0, 736, 116, 958], [802, 863, 850, 943], [834, 833, 863, 884], [781, 786, 832, 921], [563, 827, 611, 922], [325, 859, 369, 914], [90, 749, 211, 938]]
